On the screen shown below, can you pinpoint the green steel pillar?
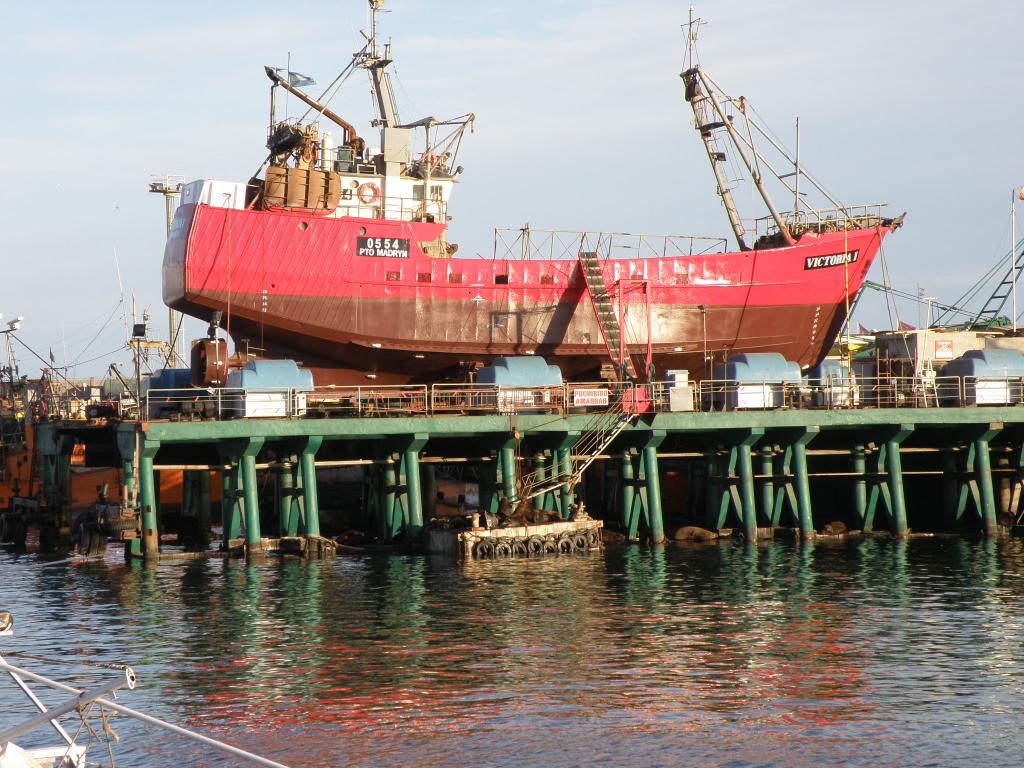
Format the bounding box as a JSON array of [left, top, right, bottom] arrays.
[[885, 426, 914, 538], [241, 438, 265, 551], [277, 462, 295, 537], [705, 450, 726, 531], [501, 440, 519, 504], [116, 428, 142, 558], [852, 445, 868, 528], [421, 462, 437, 521], [759, 447, 774, 527], [886, 440, 908, 538], [561, 444, 577, 518], [40, 452, 55, 502], [997, 455, 1012, 517], [533, 453, 552, 512], [293, 463, 307, 534], [478, 457, 501, 516], [621, 450, 639, 539], [182, 470, 194, 519], [792, 428, 819, 538], [221, 461, 241, 547], [975, 437, 999, 538], [941, 447, 959, 530], [299, 437, 323, 537], [122, 459, 135, 507], [383, 456, 400, 540], [196, 470, 212, 539], [737, 443, 758, 541], [793, 443, 813, 537], [863, 444, 887, 533], [642, 444, 665, 544], [707, 432, 758, 537], [404, 445, 425, 538], [54, 435, 74, 510], [138, 440, 160, 560]]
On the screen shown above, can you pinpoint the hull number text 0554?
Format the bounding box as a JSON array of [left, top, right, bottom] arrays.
[[358, 237, 410, 259]]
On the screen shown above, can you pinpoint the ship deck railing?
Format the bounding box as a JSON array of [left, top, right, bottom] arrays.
[[492, 227, 729, 261], [324, 194, 447, 225], [133, 375, 1024, 422], [750, 203, 889, 239]]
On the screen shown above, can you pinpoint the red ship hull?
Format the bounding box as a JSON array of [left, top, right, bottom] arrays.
[[164, 204, 889, 384]]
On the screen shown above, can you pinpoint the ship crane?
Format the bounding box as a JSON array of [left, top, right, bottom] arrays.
[[680, 9, 895, 250]]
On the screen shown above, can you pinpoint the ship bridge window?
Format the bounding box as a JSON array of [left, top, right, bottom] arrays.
[[417, 272, 432, 283], [386, 270, 401, 281], [495, 274, 509, 285], [448, 273, 464, 284], [540, 274, 555, 285]]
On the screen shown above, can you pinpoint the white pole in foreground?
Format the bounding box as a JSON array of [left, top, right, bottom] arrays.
[[94, 698, 293, 768], [0, 659, 291, 768], [1013, 190, 1018, 332]]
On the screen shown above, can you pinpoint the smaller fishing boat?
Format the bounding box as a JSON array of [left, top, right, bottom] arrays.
[[0, 611, 289, 768]]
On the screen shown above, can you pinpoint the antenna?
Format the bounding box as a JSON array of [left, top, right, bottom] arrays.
[[369, 0, 385, 58], [685, 6, 697, 71]]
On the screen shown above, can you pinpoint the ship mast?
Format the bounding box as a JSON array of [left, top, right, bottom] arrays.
[[681, 9, 795, 248], [361, 0, 400, 127], [681, 9, 747, 251]]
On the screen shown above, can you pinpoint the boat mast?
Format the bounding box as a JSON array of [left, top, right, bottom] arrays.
[[681, 10, 748, 251], [362, 0, 400, 127], [681, 9, 795, 247]]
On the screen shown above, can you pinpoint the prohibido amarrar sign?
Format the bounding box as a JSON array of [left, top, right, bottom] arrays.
[[358, 237, 410, 258]]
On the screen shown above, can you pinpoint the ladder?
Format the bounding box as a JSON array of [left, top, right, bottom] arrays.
[[578, 244, 641, 381], [970, 236, 1024, 326], [510, 237, 655, 506], [520, 404, 638, 503]]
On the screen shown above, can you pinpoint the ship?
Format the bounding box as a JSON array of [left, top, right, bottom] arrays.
[[163, 2, 901, 385]]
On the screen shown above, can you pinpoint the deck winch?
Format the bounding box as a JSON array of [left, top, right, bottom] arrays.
[[709, 353, 802, 410], [941, 349, 1024, 406]]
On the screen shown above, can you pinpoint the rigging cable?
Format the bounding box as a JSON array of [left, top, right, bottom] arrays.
[[9, 335, 77, 386], [71, 298, 124, 366]]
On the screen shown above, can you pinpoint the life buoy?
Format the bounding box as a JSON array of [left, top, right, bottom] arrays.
[[358, 182, 381, 204]]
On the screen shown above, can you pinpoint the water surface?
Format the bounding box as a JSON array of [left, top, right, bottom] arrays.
[[2, 538, 1023, 767]]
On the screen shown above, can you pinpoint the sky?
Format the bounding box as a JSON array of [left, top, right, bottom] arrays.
[[1, 0, 1023, 377]]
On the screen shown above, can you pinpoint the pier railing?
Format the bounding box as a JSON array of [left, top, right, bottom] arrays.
[[492, 227, 728, 261], [136, 374, 1024, 422], [307, 385, 429, 417]]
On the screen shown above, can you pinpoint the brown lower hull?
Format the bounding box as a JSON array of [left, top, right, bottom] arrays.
[[174, 292, 841, 384]]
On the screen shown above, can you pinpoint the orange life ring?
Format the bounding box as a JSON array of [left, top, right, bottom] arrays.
[[358, 182, 381, 205]]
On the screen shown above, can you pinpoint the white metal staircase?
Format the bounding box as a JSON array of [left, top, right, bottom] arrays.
[[577, 245, 641, 381]]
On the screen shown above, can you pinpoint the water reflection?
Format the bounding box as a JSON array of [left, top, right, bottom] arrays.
[[2, 539, 1024, 767]]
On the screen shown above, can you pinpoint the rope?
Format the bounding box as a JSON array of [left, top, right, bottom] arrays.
[[71, 300, 124, 366], [1, 650, 132, 672]]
